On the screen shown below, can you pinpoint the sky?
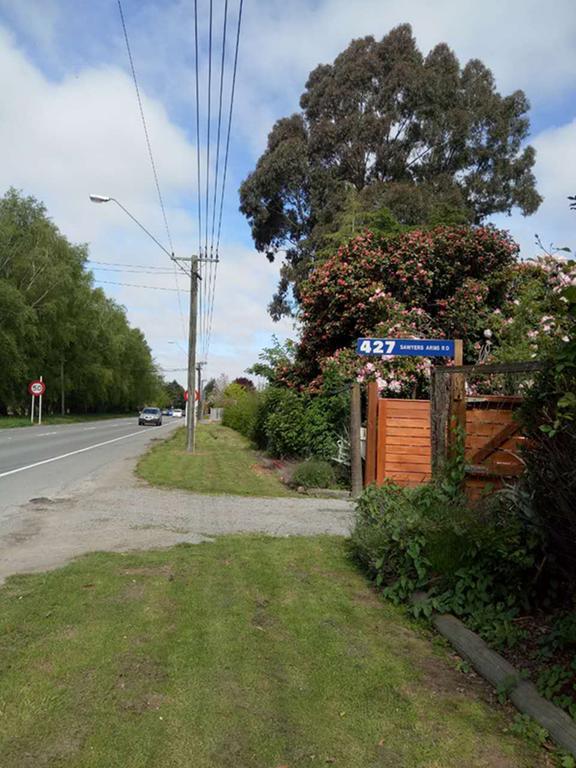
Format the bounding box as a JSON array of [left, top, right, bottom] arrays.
[[0, 0, 574, 387]]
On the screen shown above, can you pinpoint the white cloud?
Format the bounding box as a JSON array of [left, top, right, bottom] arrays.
[[0, 24, 293, 386], [490, 118, 576, 259], [0, 1, 575, 390]]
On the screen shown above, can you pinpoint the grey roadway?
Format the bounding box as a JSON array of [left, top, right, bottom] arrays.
[[0, 416, 181, 512], [0, 416, 353, 585]]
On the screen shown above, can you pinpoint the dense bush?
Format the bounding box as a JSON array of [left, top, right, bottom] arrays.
[[351, 469, 542, 649], [291, 459, 336, 489], [262, 390, 307, 457], [518, 277, 576, 588], [221, 383, 259, 438], [248, 386, 348, 460]]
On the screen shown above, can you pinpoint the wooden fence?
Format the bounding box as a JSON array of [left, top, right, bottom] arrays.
[[364, 360, 541, 496]]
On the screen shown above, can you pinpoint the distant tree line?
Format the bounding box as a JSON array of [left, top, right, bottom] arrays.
[[0, 188, 165, 415]]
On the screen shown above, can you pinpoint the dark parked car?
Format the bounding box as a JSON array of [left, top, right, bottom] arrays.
[[138, 407, 162, 426]]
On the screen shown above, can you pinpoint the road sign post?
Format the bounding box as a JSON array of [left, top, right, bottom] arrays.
[[28, 378, 46, 425], [39, 375, 43, 425]]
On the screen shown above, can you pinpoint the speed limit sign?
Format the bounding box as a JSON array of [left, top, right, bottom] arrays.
[[28, 380, 46, 397]]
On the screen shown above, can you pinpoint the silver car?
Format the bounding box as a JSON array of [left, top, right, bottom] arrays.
[[138, 407, 163, 426]]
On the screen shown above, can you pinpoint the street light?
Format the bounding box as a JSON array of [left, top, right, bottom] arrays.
[[89, 192, 201, 453], [168, 340, 187, 355], [88, 193, 174, 260]]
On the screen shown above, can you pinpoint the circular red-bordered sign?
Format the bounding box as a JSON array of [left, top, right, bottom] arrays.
[[28, 380, 46, 397], [183, 390, 200, 402]]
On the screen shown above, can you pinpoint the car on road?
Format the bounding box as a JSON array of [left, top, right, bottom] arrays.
[[138, 407, 163, 426], [172, 408, 183, 418], [161, 408, 173, 416]]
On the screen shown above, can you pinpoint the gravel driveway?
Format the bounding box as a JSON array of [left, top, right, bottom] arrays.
[[0, 453, 354, 584]]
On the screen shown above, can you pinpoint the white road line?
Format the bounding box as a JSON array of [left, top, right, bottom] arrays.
[[38, 432, 58, 437], [82, 427, 97, 431], [0, 423, 174, 480]]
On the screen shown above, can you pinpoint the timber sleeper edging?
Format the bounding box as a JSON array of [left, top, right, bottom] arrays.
[[411, 593, 576, 757]]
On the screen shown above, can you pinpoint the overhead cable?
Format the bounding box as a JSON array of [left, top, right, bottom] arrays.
[[206, 0, 243, 360], [117, 0, 175, 258], [94, 279, 183, 292]]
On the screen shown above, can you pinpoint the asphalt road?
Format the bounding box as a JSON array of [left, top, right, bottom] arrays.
[[0, 416, 181, 513]]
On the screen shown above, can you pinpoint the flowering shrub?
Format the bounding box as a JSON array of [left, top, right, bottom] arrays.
[[290, 225, 518, 391]]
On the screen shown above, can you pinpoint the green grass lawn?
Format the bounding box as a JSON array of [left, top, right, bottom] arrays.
[[0, 536, 544, 768], [0, 413, 134, 429], [137, 423, 295, 497]]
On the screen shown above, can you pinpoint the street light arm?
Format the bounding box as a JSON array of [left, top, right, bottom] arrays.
[[109, 198, 175, 261], [89, 193, 175, 261]]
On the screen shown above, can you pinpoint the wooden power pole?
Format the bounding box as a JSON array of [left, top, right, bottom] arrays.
[[350, 382, 363, 497]]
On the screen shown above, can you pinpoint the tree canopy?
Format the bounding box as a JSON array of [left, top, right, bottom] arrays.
[[240, 24, 541, 317], [0, 188, 164, 415]]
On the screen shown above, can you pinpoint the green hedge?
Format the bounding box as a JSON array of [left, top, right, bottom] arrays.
[[223, 384, 349, 461]]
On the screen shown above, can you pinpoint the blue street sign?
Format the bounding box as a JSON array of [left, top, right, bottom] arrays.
[[356, 338, 456, 358]]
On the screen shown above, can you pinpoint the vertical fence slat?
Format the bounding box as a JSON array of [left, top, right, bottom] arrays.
[[447, 340, 466, 461], [431, 369, 450, 477], [376, 399, 387, 485], [364, 381, 378, 487]]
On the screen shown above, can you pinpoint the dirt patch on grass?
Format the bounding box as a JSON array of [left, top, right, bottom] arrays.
[[115, 654, 169, 714], [252, 596, 276, 631], [122, 565, 175, 578], [250, 462, 273, 477], [117, 581, 147, 601], [119, 691, 170, 714], [3, 730, 86, 768]]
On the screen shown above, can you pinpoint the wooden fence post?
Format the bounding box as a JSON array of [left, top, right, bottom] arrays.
[[430, 368, 450, 477], [447, 339, 466, 458], [350, 382, 363, 498], [364, 381, 378, 487]]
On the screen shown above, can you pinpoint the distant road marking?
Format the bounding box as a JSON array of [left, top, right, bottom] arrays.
[[82, 427, 97, 431], [38, 432, 58, 437], [0, 423, 174, 479]]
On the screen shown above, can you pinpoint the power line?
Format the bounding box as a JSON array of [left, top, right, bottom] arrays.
[[117, 0, 175, 258], [94, 279, 183, 292], [194, 0, 203, 259], [89, 265, 177, 275], [210, 0, 228, 255], [203, 0, 228, 361], [215, 0, 243, 258], [204, 0, 213, 259], [87, 259, 178, 271], [206, 0, 244, 361], [117, 0, 188, 339]]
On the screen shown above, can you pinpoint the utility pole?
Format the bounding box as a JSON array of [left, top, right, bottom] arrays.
[[186, 255, 199, 452], [173, 255, 217, 453]]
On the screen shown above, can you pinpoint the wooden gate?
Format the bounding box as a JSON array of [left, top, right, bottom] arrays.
[[465, 396, 525, 498], [364, 367, 535, 496]]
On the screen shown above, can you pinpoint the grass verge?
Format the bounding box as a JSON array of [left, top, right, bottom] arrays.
[[137, 423, 295, 497], [0, 413, 133, 429], [0, 536, 545, 768]]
